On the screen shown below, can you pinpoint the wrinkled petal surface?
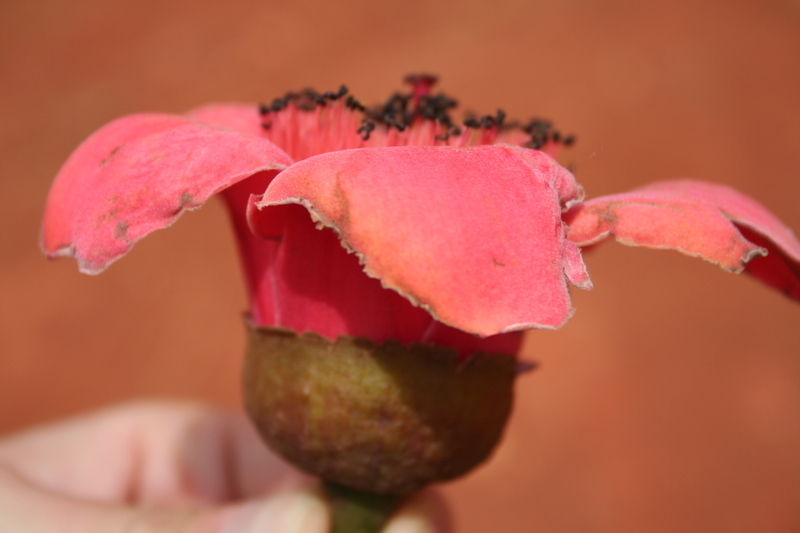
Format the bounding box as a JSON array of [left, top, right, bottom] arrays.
[[41, 114, 293, 274], [243, 196, 523, 355], [565, 180, 800, 299], [253, 144, 589, 337], [187, 103, 267, 138]]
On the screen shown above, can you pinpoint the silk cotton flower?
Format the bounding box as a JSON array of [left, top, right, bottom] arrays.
[[40, 77, 800, 532], [41, 77, 800, 359]]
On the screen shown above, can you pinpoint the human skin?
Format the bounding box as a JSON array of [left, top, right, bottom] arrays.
[[0, 401, 450, 533]]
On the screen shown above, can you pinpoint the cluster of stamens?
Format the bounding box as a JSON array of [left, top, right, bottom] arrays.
[[257, 75, 574, 161]]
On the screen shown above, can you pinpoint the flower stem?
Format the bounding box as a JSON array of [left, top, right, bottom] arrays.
[[324, 481, 406, 533]]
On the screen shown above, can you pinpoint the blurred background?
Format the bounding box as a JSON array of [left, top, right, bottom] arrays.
[[1, 0, 799, 531]]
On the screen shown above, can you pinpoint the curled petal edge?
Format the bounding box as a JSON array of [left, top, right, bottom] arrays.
[[41, 113, 293, 274], [564, 179, 800, 301], [251, 145, 589, 337]]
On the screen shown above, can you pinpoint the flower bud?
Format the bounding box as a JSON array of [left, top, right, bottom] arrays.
[[243, 325, 519, 495]]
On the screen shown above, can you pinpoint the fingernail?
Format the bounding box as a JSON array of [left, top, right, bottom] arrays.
[[222, 488, 328, 533], [383, 512, 435, 533], [383, 490, 451, 533]]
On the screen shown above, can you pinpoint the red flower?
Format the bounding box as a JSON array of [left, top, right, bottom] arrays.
[[41, 78, 800, 357]]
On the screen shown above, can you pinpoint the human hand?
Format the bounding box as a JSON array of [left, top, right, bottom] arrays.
[[0, 401, 450, 533]]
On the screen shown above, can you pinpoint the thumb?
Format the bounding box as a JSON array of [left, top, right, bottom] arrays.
[[0, 466, 328, 533], [216, 487, 329, 533]]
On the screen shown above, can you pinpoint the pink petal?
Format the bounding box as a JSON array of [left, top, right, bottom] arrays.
[[564, 179, 800, 300], [243, 194, 524, 355], [562, 238, 593, 290], [252, 145, 588, 337], [41, 113, 293, 274], [186, 103, 266, 137]]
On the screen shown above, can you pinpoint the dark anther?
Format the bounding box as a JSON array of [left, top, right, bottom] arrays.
[[365, 91, 413, 131], [463, 117, 481, 128], [260, 122, 271, 130], [417, 94, 456, 128], [383, 114, 407, 132], [522, 119, 552, 135], [271, 97, 289, 112], [324, 85, 348, 100], [346, 95, 365, 111], [260, 77, 576, 151], [494, 109, 506, 127], [418, 103, 436, 120], [523, 140, 543, 150], [403, 73, 439, 88], [298, 89, 326, 108], [361, 82, 459, 133], [357, 119, 376, 140]]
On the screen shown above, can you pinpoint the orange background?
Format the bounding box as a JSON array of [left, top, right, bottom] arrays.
[[1, 1, 799, 531]]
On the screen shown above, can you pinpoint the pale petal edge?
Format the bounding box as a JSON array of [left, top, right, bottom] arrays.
[[42, 112, 292, 274], [564, 180, 800, 301]]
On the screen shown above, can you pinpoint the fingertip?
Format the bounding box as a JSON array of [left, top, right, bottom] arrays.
[[383, 489, 453, 533], [221, 486, 329, 533]]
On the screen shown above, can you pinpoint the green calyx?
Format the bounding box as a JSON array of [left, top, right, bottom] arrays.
[[323, 482, 405, 533], [243, 325, 519, 495]]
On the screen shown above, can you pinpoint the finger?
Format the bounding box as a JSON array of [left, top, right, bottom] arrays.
[[0, 400, 304, 506], [219, 486, 329, 533], [0, 466, 328, 533], [384, 489, 453, 533]]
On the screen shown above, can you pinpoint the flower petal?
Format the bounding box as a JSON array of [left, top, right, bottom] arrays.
[[564, 179, 800, 300], [186, 103, 267, 138], [252, 145, 587, 337], [41, 113, 293, 274]]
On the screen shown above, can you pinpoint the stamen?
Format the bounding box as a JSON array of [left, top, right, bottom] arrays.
[[256, 76, 575, 160], [357, 119, 376, 141], [345, 95, 365, 112], [404, 73, 439, 106], [463, 117, 481, 129]]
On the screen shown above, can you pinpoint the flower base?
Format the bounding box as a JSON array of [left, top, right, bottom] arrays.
[[242, 324, 519, 496], [323, 481, 406, 533]]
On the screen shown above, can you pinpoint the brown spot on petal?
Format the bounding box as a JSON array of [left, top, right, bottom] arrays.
[[99, 145, 124, 167], [492, 257, 507, 267], [94, 209, 118, 229], [178, 192, 194, 212], [596, 206, 618, 225], [114, 220, 129, 243], [332, 174, 351, 229]]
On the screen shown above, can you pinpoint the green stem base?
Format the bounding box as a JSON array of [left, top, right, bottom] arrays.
[[324, 482, 407, 533]]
